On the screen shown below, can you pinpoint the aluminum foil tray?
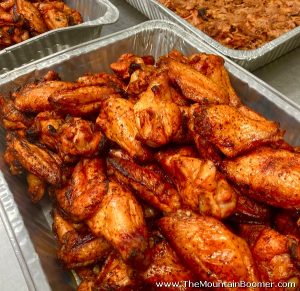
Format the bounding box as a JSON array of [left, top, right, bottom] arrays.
[[1, 20, 300, 290], [0, 0, 119, 75], [125, 0, 300, 71]]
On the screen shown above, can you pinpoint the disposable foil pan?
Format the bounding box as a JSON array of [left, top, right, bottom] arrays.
[[0, 0, 119, 75], [1, 20, 300, 290], [125, 0, 300, 71]]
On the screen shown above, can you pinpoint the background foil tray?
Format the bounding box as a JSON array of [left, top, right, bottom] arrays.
[[1, 20, 300, 291], [125, 0, 300, 71], [0, 0, 119, 75]]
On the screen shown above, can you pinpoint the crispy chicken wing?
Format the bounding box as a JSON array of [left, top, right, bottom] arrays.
[[94, 251, 140, 291], [221, 147, 300, 209], [126, 64, 156, 97], [77, 73, 126, 92], [49, 86, 120, 116], [13, 80, 75, 113], [241, 225, 300, 289], [16, 0, 47, 34], [188, 53, 241, 107], [143, 240, 196, 291], [165, 60, 229, 105], [134, 73, 182, 147], [55, 158, 108, 221], [0, 97, 32, 131], [159, 210, 259, 289], [107, 154, 181, 213], [57, 117, 105, 162], [28, 111, 64, 150], [96, 97, 152, 162], [6, 134, 62, 184], [110, 53, 154, 80], [53, 209, 111, 269], [156, 148, 236, 219], [87, 181, 149, 268], [38, 1, 69, 29], [190, 104, 284, 158]]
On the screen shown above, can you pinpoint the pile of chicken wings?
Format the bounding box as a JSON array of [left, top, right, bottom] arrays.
[[0, 0, 82, 49], [1, 50, 300, 290]]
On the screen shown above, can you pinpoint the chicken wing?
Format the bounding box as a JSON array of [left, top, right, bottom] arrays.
[[38, 1, 69, 29], [156, 148, 236, 219], [87, 181, 149, 268], [107, 154, 181, 213], [96, 97, 152, 162], [110, 53, 154, 80], [57, 117, 105, 162], [188, 53, 241, 107], [94, 251, 140, 291], [55, 158, 108, 221], [165, 60, 229, 105], [190, 104, 284, 158], [221, 147, 300, 209], [49, 86, 120, 116], [143, 240, 196, 291], [13, 80, 75, 113], [16, 0, 47, 34], [77, 72, 126, 91], [0, 97, 32, 131], [27, 111, 64, 150], [134, 73, 182, 147], [242, 226, 300, 289], [6, 134, 62, 185], [53, 209, 111, 269], [159, 210, 259, 289]]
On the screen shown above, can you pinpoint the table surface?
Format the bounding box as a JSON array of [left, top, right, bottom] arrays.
[[1, 0, 300, 290]]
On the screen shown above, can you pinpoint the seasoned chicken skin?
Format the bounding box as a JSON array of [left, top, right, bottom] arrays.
[[6, 134, 62, 185], [232, 191, 271, 224], [55, 158, 108, 221], [190, 104, 283, 157], [188, 53, 241, 107], [57, 117, 105, 162], [156, 147, 237, 219], [49, 86, 120, 116], [96, 97, 152, 162], [87, 181, 149, 268], [28, 111, 64, 150], [0, 97, 32, 131], [241, 225, 300, 290], [13, 80, 75, 113], [16, 0, 47, 34], [107, 154, 181, 213], [134, 73, 182, 147], [221, 147, 300, 209], [52, 209, 111, 269], [143, 240, 196, 291], [94, 252, 139, 291], [159, 210, 260, 290], [165, 60, 229, 105]]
